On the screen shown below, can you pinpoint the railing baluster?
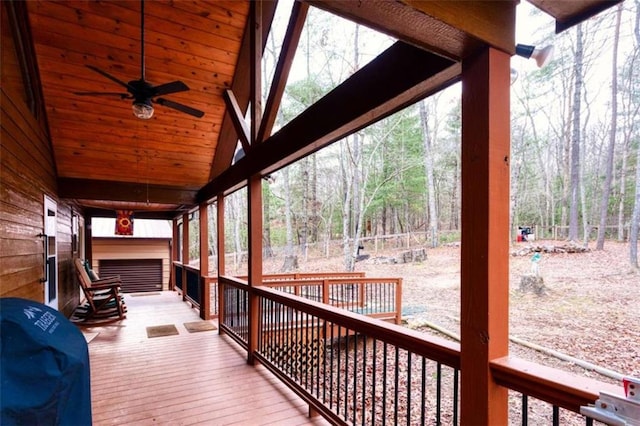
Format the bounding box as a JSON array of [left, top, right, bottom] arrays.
[[327, 321, 333, 408], [420, 357, 427, 425], [522, 394, 528, 426], [453, 368, 459, 425], [304, 310, 309, 389], [407, 351, 412, 425], [344, 330, 350, 420], [552, 405, 559, 426], [372, 339, 377, 426], [436, 362, 442, 425], [337, 325, 342, 417], [382, 342, 388, 426], [394, 346, 399, 425], [316, 319, 321, 399], [360, 335, 366, 426]]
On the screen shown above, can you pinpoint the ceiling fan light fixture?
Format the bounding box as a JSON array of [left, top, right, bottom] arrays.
[[132, 99, 154, 119]]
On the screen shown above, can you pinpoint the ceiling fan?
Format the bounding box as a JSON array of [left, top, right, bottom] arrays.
[[74, 0, 204, 119]]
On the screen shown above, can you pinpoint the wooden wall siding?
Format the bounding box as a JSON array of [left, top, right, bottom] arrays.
[[92, 238, 170, 290], [1, 2, 79, 316]]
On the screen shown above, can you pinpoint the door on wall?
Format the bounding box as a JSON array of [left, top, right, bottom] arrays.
[[99, 259, 162, 293], [44, 196, 58, 309]]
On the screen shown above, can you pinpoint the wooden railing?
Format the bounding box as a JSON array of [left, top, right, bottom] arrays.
[[173, 263, 400, 322], [262, 277, 402, 324], [218, 276, 623, 425], [173, 262, 200, 305], [172, 262, 211, 319]]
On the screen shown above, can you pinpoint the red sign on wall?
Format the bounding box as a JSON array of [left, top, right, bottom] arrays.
[[115, 210, 134, 235]]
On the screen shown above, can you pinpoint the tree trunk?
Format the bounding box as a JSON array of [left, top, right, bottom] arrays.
[[263, 184, 274, 258], [300, 157, 310, 261], [282, 167, 297, 271], [618, 138, 629, 242], [596, 4, 622, 249], [420, 100, 439, 248], [233, 195, 243, 272], [207, 203, 217, 257], [341, 138, 355, 272], [630, 144, 640, 268], [311, 153, 319, 243], [629, 0, 640, 268], [568, 24, 584, 242]]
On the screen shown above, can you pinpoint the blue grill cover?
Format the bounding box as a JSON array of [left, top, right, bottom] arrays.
[[1, 298, 92, 425]]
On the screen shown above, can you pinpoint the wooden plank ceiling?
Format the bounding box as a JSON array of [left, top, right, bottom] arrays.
[[25, 0, 620, 219], [26, 0, 250, 217]]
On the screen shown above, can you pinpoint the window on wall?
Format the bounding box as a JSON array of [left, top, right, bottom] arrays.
[[71, 213, 79, 254]]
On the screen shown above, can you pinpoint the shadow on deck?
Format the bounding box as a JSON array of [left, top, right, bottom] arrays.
[[80, 291, 329, 426]]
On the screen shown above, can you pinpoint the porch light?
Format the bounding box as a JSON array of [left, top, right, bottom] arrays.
[[515, 43, 554, 68], [132, 99, 154, 119]]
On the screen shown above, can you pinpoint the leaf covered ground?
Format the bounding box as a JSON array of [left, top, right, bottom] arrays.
[[259, 239, 638, 423], [267, 240, 639, 383]]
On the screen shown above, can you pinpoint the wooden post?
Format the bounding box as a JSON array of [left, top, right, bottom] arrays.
[[182, 213, 189, 302], [217, 195, 225, 334], [247, 174, 262, 365], [246, 0, 263, 365], [395, 278, 403, 325], [170, 218, 179, 290], [199, 203, 210, 320], [460, 46, 510, 425], [322, 280, 330, 305]]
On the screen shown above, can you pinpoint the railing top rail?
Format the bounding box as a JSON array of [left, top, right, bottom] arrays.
[[172, 261, 200, 274], [253, 283, 460, 368], [216, 275, 399, 286], [234, 272, 367, 281], [491, 356, 623, 413], [220, 275, 248, 287], [262, 277, 401, 287]]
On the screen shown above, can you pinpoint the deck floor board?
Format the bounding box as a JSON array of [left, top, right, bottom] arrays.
[[82, 291, 328, 426]]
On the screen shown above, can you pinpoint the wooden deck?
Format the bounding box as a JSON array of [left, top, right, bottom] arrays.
[[80, 291, 329, 426]]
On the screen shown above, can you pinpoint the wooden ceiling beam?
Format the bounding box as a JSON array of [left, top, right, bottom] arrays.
[[309, 0, 482, 60], [223, 89, 251, 152], [84, 208, 183, 221], [257, 1, 309, 144], [58, 178, 198, 205], [401, 1, 516, 55], [525, 0, 624, 33], [250, 0, 263, 144], [198, 41, 459, 202], [208, 0, 278, 180]]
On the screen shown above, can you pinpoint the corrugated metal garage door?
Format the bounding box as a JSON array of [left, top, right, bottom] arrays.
[[99, 259, 162, 293]]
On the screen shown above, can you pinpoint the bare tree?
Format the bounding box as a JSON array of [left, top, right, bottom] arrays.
[[595, 4, 623, 249], [569, 24, 585, 241], [420, 98, 439, 247], [281, 166, 298, 271], [631, 145, 640, 268], [629, 0, 640, 267]]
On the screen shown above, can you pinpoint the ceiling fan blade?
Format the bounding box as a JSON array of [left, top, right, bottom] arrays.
[[156, 98, 204, 118], [153, 81, 189, 96], [73, 91, 131, 99], [85, 65, 136, 92]]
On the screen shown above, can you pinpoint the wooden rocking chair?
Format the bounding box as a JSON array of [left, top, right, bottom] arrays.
[[71, 258, 126, 324]]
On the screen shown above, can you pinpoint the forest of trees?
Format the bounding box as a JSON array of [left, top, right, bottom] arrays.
[[190, 1, 640, 272]]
